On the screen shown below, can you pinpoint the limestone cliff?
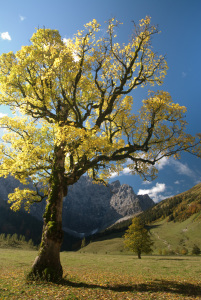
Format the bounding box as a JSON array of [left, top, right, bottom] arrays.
[[62, 177, 154, 235]]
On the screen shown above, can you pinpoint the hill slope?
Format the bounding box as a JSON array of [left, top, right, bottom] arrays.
[[83, 183, 201, 255], [141, 182, 201, 224]]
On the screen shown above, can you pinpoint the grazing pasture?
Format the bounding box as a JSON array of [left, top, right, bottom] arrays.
[[0, 249, 201, 299]]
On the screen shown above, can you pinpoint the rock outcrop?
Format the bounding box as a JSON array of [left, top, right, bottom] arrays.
[[62, 177, 154, 235]]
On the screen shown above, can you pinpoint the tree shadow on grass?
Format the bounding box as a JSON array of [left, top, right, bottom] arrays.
[[60, 278, 201, 297]]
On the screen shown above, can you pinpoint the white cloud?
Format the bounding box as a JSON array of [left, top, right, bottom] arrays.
[[156, 157, 170, 170], [142, 180, 152, 185], [109, 167, 132, 179], [138, 182, 166, 202], [1, 32, 11, 41], [111, 157, 190, 180], [19, 15, 26, 21], [156, 157, 195, 179], [122, 167, 131, 175], [109, 172, 119, 178], [62, 38, 69, 45], [111, 166, 133, 177], [109, 159, 133, 179], [0, 112, 7, 118], [110, 156, 197, 188], [171, 159, 194, 177]]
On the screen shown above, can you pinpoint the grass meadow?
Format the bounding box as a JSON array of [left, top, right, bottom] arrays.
[[0, 249, 201, 299]]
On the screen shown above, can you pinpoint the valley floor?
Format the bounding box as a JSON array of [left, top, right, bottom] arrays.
[[0, 249, 201, 299]]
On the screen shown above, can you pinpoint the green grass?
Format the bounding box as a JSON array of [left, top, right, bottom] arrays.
[[0, 249, 201, 299], [0, 234, 38, 251], [80, 237, 125, 255], [81, 213, 201, 256], [149, 214, 201, 254]]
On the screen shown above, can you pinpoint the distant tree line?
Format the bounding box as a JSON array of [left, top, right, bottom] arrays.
[[0, 233, 36, 249], [0, 200, 81, 251], [0, 202, 43, 245]]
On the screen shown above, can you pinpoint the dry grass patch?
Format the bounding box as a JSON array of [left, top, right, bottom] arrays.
[[0, 249, 201, 299]]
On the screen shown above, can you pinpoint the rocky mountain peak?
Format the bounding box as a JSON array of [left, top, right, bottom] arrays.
[[62, 176, 154, 235], [109, 180, 121, 193]]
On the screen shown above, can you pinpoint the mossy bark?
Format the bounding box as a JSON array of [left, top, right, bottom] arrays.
[[28, 145, 67, 282]]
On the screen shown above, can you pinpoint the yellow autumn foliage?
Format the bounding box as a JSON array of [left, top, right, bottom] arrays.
[[0, 17, 200, 210]]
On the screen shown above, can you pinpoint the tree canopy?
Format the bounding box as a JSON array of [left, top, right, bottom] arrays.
[[0, 17, 200, 212], [124, 217, 153, 258]]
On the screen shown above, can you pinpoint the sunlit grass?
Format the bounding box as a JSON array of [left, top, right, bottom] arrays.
[[79, 214, 201, 256], [0, 249, 201, 299]]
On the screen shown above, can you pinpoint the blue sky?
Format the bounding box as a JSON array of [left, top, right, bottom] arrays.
[[0, 0, 201, 202]]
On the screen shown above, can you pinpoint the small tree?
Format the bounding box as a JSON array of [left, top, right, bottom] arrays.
[[81, 237, 86, 248], [0, 17, 200, 281], [181, 247, 188, 255], [124, 217, 153, 259]]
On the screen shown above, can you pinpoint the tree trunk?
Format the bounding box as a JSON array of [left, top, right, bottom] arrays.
[[137, 251, 141, 259], [28, 145, 67, 282]]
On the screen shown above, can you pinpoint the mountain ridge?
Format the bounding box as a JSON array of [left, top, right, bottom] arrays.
[[0, 175, 154, 237]]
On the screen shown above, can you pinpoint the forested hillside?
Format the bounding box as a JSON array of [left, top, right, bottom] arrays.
[[0, 198, 80, 250], [140, 183, 201, 224], [0, 197, 43, 245]]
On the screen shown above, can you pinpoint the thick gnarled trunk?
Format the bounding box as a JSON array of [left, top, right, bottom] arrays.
[[28, 145, 67, 282]]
